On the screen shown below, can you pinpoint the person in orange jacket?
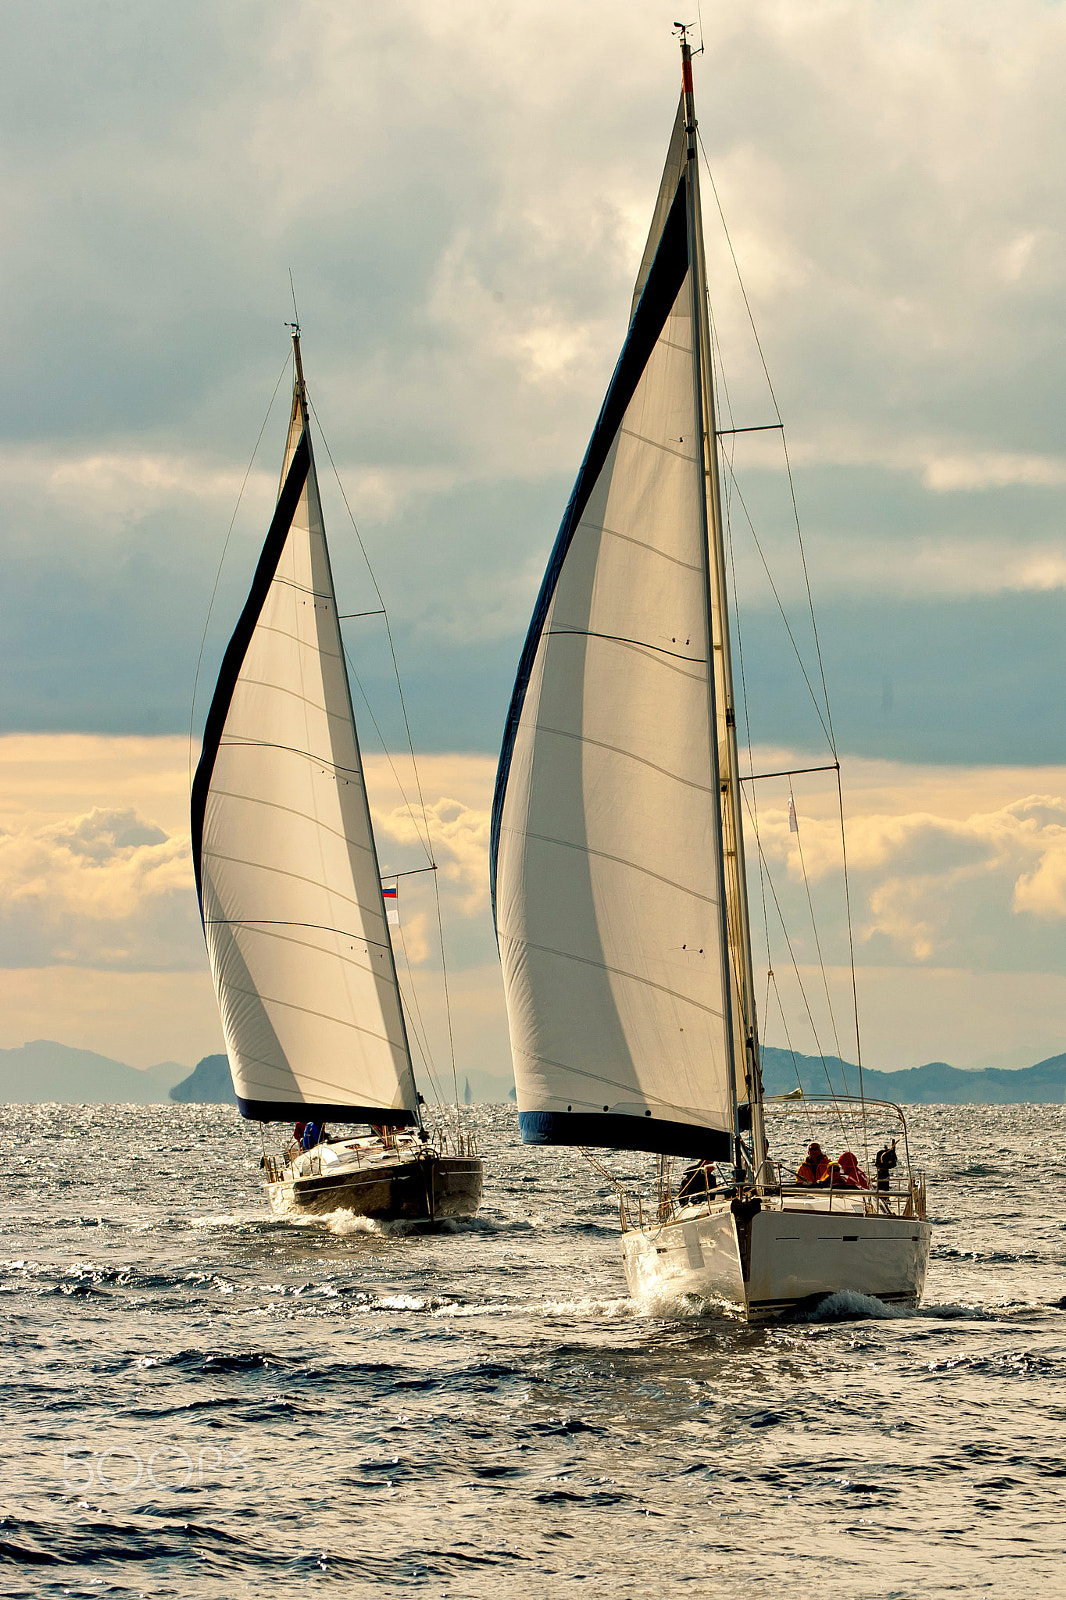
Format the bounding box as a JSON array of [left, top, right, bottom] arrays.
[[795, 1142, 828, 1184]]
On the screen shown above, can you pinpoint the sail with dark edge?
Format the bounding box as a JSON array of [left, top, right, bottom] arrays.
[[490, 58, 760, 1162], [191, 336, 420, 1125]]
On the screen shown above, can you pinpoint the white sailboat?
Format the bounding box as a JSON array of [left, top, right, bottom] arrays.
[[490, 33, 931, 1317], [192, 329, 482, 1223]]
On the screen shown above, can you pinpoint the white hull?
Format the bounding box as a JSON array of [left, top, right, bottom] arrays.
[[621, 1196, 932, 1319]]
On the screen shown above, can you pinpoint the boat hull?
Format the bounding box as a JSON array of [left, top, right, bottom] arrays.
[[267, 1155, 483, 1221], [621, 1200, 932, 1319]]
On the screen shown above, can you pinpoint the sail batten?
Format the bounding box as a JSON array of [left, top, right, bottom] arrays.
[[193, 372, 419, 1124]]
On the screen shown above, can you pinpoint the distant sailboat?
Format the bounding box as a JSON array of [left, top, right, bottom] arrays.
[[192, 328, 482, 1222], [491, 33, 931, 1316]]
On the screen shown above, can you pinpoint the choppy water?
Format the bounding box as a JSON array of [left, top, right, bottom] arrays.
[[1, 1102, 1063, 1598]]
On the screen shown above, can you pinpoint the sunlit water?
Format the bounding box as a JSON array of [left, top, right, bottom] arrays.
[[1, 1102, 1063, 1597]]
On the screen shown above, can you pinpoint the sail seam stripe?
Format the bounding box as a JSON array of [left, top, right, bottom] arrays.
[[519, 829, 718, 903], [546, 628, 705, 665], [489, 178, 690, 922], [579, 522, 702, 573], [202, 848, 379, 903], [204, 917, 394, 955], [204, 786, 371, 849], [191, 432, 311, 915], [510, 1049, 720, 1115], [619, 425, 696, 462], [497, 930, 726, 1018], [229, 1048, 390, 1095], [216, 739, 364, 778], [213, 976, 400, 1048], [531, 722, 714, 792], [239, 626, 344, 663], [653, 335, 695, 357], [267, 575, 334, 600]]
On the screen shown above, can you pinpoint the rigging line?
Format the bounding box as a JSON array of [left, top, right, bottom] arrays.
[[431, 865, 463, 1136], [706, 293, 757, 1031], [723, 424, 774, 1046], [740, 787, 849, 1137], [781, 426, 837, 755], [188, 349, 292, 789], [720, 456, 833, 746], [768, 970, 817, 1138], [788, 779, 849, 1090], [394, 914, 444, 1105], [341, 639, 434, 864], [309, 398, 439, 866], [698, 125, 836, 750], [380, 864, 439, 882], [316, 411, 463, 1131], [836, 763, 869, 1165], [339, 609, 386, 619]]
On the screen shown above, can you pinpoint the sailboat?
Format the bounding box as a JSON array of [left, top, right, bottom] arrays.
[[192, 328, 482, 1223], [490, 33, 931, 1317]]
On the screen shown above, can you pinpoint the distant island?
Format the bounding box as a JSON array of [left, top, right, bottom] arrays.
[[1, 1038, 1065, 1106], [759, 1046, 1066, 1105]]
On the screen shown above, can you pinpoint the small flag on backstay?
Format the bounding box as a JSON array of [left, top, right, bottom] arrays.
[[788, 795, 799, 834], [382, 882, 399, 925]]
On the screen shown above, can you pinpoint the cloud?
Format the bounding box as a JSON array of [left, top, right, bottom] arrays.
[[0, 805, 199, 971], [753, 788, 1066, 970], [2, 0, 1066, 754]]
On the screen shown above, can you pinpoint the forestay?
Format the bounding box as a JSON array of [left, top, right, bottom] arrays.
[[192, 386, 418, 1124], [491, 103, 738, 1160]]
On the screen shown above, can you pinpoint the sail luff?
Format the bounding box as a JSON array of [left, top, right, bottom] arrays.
[[682, 40, 766, 1170], [193, 339, 420, 1124]]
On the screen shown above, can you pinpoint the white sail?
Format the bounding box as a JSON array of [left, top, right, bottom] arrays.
[[491, 144, 738, 1159], [193, 381, 418, 1123]]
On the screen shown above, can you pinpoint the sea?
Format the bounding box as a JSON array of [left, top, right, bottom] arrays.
[[1, 1101, 1063, 1599]]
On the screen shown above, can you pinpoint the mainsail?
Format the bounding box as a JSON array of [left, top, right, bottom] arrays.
[[192, 346, 419, 1124], [491, 82, 754, 1160]]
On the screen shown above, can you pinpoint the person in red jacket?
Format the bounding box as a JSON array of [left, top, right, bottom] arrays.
[[795, 1142, 828, 1184], [838, 1150, 869, 1189]]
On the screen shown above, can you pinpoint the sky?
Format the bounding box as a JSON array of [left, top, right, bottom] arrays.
[[1, 0, 1065, 1079]]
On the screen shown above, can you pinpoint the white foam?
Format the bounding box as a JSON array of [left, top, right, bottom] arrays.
[[801, 1290, 912, 1322]]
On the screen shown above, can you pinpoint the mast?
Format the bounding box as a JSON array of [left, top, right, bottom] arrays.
[[289, 324, 425, 1135], [679, 31, 766, 1182]]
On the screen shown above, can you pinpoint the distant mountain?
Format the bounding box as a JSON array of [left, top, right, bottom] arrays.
[[0, 1040, 174, 1104], [762, 1046, 1066, 1104], [167, 1058, 515, 1109], [169, 1055, 236, 1105], [143, 1060, 190, 1092]]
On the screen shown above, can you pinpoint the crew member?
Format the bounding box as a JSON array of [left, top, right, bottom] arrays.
[[838, 1151, 869, 1189], [795, 1142, 828, 1184], [678, 1160, 717, 1201], [875, 1140, 898, 1191]]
